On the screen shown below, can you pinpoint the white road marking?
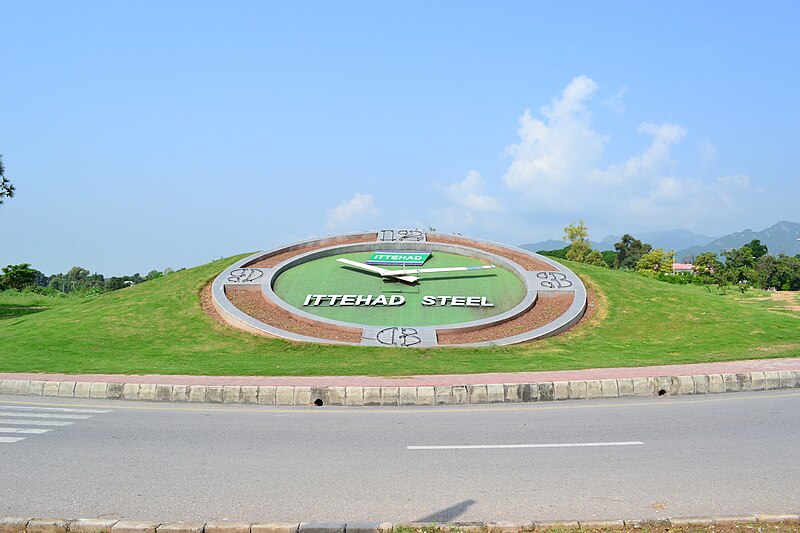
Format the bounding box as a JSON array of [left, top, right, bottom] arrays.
[[0, 405, 109, 414], [0, 419, 74, 427], [407, 441, 644, 450], [0, 412, 91, 420], [0, 427, 51, 434], [0, 403, 106, 444]]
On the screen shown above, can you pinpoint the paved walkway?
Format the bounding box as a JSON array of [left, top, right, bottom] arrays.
[[2, 357, 799, 387]]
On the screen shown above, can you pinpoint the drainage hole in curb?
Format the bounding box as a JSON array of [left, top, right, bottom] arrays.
[[314, 398, 324, 406], [658, 389, 667, 396]]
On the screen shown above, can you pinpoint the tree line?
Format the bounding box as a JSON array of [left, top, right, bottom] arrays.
[[546, 220, 800, 291], [0, 155, 14, 206], [0, 263, 177, 295]]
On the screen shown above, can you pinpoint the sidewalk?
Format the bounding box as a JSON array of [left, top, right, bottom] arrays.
[[1, 358, 798, 406], [1, 357, 799, 387]]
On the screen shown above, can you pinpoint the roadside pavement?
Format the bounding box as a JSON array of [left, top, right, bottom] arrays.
[[0, 357, 798, 405]]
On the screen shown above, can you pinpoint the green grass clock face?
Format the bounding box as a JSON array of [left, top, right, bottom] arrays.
[[272, 251, 526, 327]]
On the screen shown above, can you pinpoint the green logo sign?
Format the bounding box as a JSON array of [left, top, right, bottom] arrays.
[[366, 251, 431, 266]]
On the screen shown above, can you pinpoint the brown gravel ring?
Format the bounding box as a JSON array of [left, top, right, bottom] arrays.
[[211, 230, 587, 347]]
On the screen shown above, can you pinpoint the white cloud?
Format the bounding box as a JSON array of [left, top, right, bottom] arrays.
[[698, 140, 717, 165], [602, 86, 628, 114], [433, 76, 768, 241], [714, 174, 750, 189], [326, 193, 379, 230], [502, 75, 604, 208], [711, 174, 754, 209], [446, 170, 502, 213], [591, 122, 686, 185], [628, 174, 758, 229]]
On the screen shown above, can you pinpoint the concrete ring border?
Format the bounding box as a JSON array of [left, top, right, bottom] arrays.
[[211, 232, 587, 346]]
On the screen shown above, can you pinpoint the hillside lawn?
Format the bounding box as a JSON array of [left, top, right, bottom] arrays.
[[0, 254, 798, 377]]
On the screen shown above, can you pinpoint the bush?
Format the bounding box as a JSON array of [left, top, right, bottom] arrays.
[[24, 286, 67, 297]]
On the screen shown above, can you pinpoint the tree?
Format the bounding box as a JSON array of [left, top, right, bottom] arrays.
[[722, 245, 756, 284], [744, 239, 768, 260], [1, 263, 40, 290], [756, 254, 800, 291], [693, 252, 721, 279], [105, 277, 127, 291], [563, 220, 591, 263], [722, 246, 755, 270], [0, 155, 14, 206], [600, 250, 617, 268], [537, 247, 568, 260], [48, 266, 105, 292], [614, 234, 653, 269], [636, 249, 675, 275], [585, 249, 609, 268]]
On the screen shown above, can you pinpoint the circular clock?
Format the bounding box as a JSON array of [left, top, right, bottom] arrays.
[[211, 229, 587, 347]]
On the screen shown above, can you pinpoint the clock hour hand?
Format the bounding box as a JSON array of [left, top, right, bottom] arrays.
[[336, 258, 419, 284]]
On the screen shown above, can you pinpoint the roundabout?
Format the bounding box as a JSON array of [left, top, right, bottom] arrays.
[[211, 229, 588, 347]]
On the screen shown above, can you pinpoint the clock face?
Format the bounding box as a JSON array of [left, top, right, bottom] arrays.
[[272, 250, 527, 327], [210, 229, 587, 347]]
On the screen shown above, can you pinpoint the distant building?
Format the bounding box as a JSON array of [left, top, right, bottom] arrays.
[[672, 263, 694, 274]]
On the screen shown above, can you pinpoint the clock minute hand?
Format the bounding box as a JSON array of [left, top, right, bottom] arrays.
[[384, 264, 497, 277], [335, 258, 419, 284]]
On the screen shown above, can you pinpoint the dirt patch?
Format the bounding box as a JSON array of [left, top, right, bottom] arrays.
[[247, 234, 376, 269], [755, 342, 800, 353], [427, 234, 555, 271], [437, 294, 574, 344], [768, 290, 800, 311], [575, 275, 604, 327], [574, 285, 598, 328], [226, 286, 363, 343], [200, 283, 225, 325]]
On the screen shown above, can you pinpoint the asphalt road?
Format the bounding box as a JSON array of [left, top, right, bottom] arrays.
[[0, 391, 798, 523]]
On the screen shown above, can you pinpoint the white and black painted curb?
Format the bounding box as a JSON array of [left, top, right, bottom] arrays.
[[1, 514, 799, 533], [0, 370, 799, 406]]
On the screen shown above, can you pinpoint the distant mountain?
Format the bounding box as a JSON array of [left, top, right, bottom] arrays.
[[519, 239, 566, 252], [593, 229, 716, 252], [520, 229, 715, 254], [677, 221, 800, 261]]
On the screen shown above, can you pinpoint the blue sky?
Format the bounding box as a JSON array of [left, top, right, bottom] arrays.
[[2, 1, 799, 275]]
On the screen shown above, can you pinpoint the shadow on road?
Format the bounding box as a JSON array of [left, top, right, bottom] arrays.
[[415, 499, 476, 523]]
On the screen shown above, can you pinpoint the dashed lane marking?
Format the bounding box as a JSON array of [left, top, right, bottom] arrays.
[[0, 419, 74, 427], [0, 427, 51, 434], [408, 441, 645, 450], [0, 437, 26, 443]]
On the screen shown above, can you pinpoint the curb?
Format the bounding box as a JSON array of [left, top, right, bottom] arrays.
[[1, 514, 799, 533], [0, 370, 798, 406]]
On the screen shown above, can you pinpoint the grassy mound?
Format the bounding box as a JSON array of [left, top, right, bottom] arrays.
[[0, 255, 798, 377]]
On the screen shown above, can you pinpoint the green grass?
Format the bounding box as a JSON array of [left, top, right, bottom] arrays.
[[0, 254, 798, 377], [0, 291, 75, 319], [273, 250, 525, 326]]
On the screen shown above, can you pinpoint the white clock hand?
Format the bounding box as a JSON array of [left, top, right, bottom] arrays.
[[336, 258, 419, 283], [384, 264, 496, 277]]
